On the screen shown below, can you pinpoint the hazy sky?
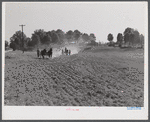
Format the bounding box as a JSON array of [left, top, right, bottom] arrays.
[[4, 2, 147, 43]]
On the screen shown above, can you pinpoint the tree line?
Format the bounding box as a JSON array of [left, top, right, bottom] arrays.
[[6, 29, 97, 51], [107, 27, 144, 48], [5, 27, 144, 51]]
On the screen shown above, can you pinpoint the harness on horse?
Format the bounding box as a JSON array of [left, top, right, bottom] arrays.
[[39, 48, 53, 59]]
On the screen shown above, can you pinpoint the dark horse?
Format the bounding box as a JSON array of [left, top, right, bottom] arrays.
[[40, 49, 47, 59], [40, 48, 53, 59]]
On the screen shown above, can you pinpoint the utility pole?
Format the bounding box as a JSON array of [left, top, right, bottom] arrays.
[[19, 24, 25, 53]]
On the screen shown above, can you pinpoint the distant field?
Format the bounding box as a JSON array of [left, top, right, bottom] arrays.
[[4, 46, 144, 106]]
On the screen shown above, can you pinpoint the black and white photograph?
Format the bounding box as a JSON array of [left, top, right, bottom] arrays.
[[2, 1, 148, 120]]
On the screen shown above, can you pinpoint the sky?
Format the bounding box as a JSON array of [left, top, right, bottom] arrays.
[[4, 2, 147, 43]]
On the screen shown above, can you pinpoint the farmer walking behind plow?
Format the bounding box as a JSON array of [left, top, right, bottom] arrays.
[[37, 48, 40, 58], [69, 50, 71, 55]]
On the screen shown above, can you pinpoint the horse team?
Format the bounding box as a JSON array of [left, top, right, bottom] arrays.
[[37, 47, 71, 59], [37, 48, 52, 59]]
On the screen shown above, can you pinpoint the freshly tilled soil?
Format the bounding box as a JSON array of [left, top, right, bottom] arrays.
[[4, 48, 144, 106]]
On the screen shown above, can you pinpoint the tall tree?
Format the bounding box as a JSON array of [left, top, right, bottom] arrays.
[[42, 33, 52, 44], [66, 30, 73, 40], [33, 29, 46, 43], [107, 33, 114, 42], [117, 33, 123, 47], [90, 33, 96, 41], [123, 27, 133, 35], [10, 30, 26, 49], [133, 30, 140, 45], [82, 33, 90, 42], [51, 32, 60, 43], [74, 30, 82, 40], [123, 27, 143, 47], [123, 27, 134, 46], [31, 34, 40, 47], [55, 29, 65, 43]]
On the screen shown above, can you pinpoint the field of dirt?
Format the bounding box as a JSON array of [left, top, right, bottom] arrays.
[[4, 46, 144, 106]]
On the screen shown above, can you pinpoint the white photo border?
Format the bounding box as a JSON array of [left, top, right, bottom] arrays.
[[2, 1, 148, 120]]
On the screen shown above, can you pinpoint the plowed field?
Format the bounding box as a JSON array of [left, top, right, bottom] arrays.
[[4, 47, 144, 106]]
